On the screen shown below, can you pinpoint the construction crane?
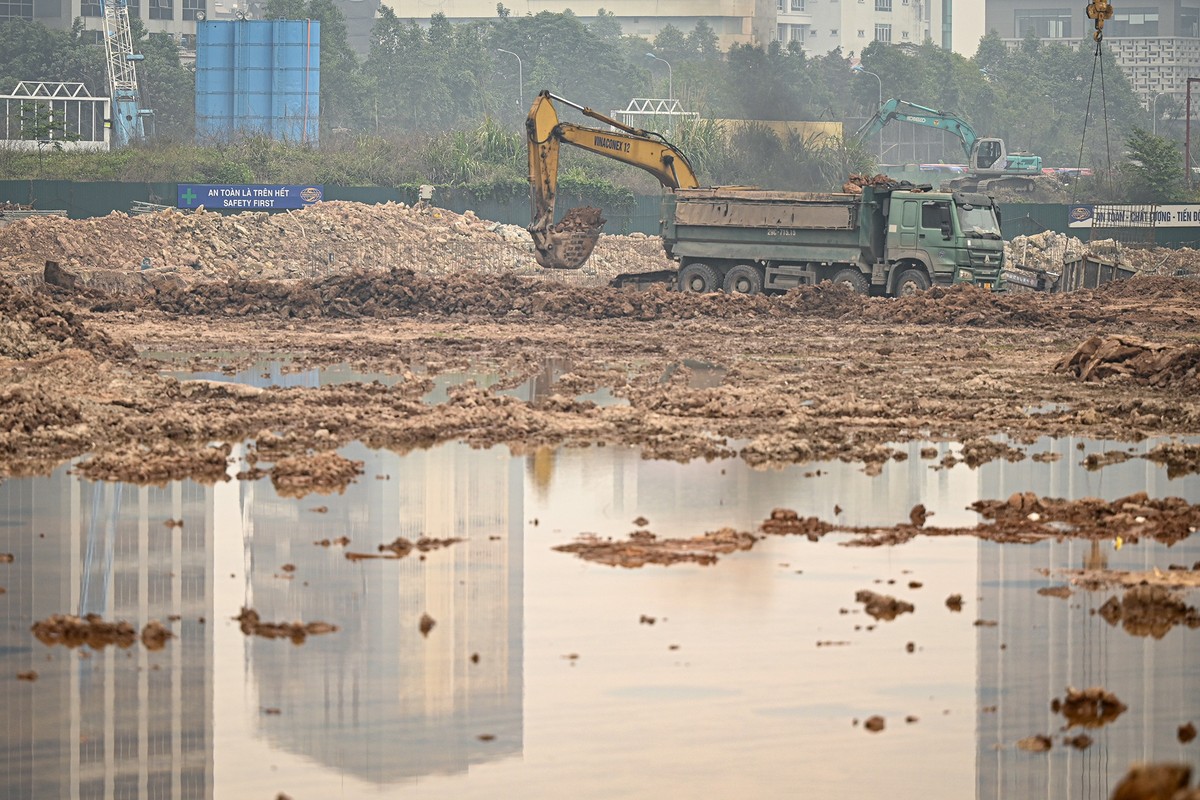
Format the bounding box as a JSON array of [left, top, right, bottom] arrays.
[[101, 0, 153, 147]]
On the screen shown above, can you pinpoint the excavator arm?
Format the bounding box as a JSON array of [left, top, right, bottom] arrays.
[[527, 90, 699, 269], [852, 98, 978, 162]]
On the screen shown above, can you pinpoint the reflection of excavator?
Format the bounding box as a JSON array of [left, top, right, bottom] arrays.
[[852, 98, 1044, 193], [526, 90, 699, 269]]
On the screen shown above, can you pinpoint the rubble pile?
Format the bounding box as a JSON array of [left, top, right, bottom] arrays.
[[1005, 231, 1200, 279], [1004, 231, 1088, 275], [0, 201, 674, 289], [1056, 335, 1200, 389], [0, 277, 134, 361]]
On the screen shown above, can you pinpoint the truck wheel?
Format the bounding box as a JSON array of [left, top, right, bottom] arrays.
[[678, 262, 721, 294], [830, 268, 868, 295], [895, 268, 931, 296], [722, 264, 763, 295]]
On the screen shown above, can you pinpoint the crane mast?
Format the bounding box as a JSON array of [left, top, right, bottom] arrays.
[[101, 0, 152, 147]]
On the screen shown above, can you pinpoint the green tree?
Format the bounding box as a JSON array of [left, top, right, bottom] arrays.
[[1120, 127, 1187, 201]]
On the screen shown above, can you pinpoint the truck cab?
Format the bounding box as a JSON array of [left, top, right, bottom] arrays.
[[882, 190, 1004, 292]]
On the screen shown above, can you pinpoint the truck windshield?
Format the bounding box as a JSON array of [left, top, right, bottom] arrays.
[[957, 205, 1001, 239]]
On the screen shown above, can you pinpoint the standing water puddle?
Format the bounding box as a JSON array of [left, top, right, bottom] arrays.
[[2, 367, 1199, 798]]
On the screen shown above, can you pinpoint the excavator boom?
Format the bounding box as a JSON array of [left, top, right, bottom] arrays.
[[852, 98, 978, 161], [527, 90, 699, 269]]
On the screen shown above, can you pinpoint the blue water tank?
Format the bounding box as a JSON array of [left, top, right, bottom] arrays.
[[195, 19, 321, 145]]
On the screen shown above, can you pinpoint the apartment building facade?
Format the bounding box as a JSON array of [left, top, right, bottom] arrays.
[[779, 0, 951, 55], [985, 0, 1200, 105]]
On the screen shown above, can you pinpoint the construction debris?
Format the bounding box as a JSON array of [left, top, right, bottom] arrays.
[[1056, 336, 1200, 388]]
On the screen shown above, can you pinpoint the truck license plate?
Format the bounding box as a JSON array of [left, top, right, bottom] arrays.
[[981, 282, 992, 290]]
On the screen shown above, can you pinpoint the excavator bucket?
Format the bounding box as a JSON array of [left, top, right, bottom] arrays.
[[530, 206, 606, 269]]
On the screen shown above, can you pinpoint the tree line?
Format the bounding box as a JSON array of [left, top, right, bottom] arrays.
[[0, 8, 1188, 199]]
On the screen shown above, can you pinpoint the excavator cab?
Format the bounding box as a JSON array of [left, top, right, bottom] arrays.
[[971, 138, 1007, 173]]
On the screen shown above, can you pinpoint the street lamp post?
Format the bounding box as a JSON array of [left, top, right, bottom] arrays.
[[852, 64, 884, 162], [645, 52, 673, 101], [496, 48, 523, 109], [1151, 91, 1165, 136]]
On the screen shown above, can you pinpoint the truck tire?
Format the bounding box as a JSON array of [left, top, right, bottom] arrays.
[[830, 268, 868, 295], [678, 262, 721, 294], [894, 268, 931, 296], [722, 264, 763, 295]]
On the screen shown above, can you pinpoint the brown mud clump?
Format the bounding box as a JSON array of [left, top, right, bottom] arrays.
[[234, 607, 338, 644], [1180, 722, 1197, 744], [760, 508, 833, 541], [1109, 763, 1197, 800], [140, 620, 176, 650], [17, 671, 38, 681], [0, 553, 13, 563], [1017, 735, 1053, 752], [863, 715, 886, 733], [1097, 585, 1200, 639], [31, 613, 136, 650], [946, 594, 964, 612], [270, 451, 365, 498], [855, 590, 915, 621], [344, 536, 461, 561], [75, 442, 233, 485], [1056, 335, 1200, 389], [553, 528, 757, 568], [1052, 687, 1128, 729], [419, 613, 436, 638]]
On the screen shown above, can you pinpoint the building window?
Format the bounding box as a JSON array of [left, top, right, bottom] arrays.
[[1014, 9, 1072, 38], [0, 0, 35, 20], [876, 0, 891, 11], [875, 23, 892, 42], [858, 28, 866, 37], [902, 30, 910, 39], [80, 0, 101, 16], [1108, 8, 1159, 36], [1182, 8, 1199, 38], [792, 0, 805, 10], [149, 0, 173, 19], [778, 23, 788, 40], [182, 0, 204, 20], [777, 0, 784, 9], [127, 0, 139, 17], [830, 28, 838, 35]]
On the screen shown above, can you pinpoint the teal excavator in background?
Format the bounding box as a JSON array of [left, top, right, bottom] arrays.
[[853, 98, 1044, 193]]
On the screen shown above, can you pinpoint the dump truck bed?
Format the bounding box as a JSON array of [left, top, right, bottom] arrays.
[[662, 188, 876, 267]]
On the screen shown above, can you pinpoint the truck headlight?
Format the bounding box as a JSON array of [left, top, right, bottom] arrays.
[[957, 269, 974, 282]]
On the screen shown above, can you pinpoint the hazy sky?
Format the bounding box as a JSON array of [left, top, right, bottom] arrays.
[[955, 1, 986, 56]]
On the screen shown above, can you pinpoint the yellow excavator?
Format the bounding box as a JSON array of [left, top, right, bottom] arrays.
[[526, 89, 699, 269]]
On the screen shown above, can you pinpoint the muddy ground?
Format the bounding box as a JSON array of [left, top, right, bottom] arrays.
[[2, 272, 1200, 490]]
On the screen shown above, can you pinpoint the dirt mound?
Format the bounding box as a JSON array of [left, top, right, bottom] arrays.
[[1056, 335, 1200, 388], [0, 278, 134, 361], [858, 283, 1065, 327], [0, 201, 673, 287], [96, 267, 875, 323]]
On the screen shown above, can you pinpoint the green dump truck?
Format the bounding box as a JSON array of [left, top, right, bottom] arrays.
[[636, 185, 1005, 296]]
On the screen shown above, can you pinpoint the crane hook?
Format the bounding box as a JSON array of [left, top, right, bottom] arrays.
[[1086, 0, 1114, 41]]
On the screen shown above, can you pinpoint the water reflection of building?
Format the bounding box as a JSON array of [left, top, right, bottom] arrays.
[[0, 470, 213, 799], [240, 441, 524, 782], [975, 436, 1200, 800]]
